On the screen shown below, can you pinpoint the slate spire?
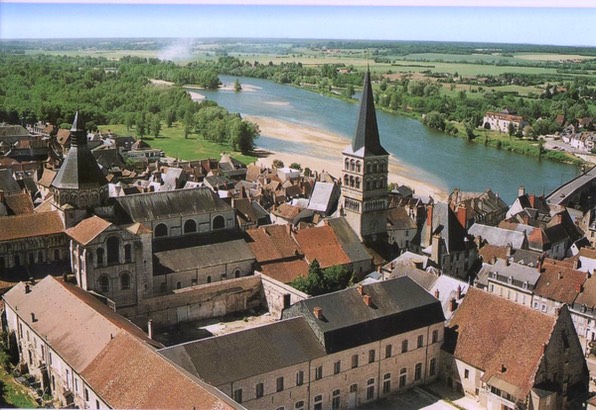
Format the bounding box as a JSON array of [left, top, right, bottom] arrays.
[[351, 71, 388, 156], [70, 111, 88, 147]]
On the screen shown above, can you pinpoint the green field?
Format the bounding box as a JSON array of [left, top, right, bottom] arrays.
[[98, 123, 257, 164]]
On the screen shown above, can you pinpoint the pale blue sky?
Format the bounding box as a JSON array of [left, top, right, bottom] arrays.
[[0, 2, 595, 46]]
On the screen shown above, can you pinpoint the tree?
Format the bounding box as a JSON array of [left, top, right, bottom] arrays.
[[272, 159, 284, 168], [234, 78, 242, 92], [343, 84, 355, 99], [290, 260, 352, 296], [289, 163, 302, 171], [124, 113, 134, 131], [183, 110, 194, 139], [507, 122, 515, 137], [151, 115, 161, 138], [136, 113, 146, 139], [165, 109, 175, 128]]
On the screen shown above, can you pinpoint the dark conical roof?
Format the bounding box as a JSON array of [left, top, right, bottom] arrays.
[[348, 71, 388, 157], [51, 112, 107, 190]]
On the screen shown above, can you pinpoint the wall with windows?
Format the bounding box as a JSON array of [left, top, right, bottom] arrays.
[[150, 209, 236, 240]]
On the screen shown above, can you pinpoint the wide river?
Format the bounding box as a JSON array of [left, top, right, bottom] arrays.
[[193, 75, 578, 203]]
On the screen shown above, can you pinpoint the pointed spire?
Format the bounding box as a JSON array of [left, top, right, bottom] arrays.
[[69, 111, 87, 146], [351, 71, 388, 156]]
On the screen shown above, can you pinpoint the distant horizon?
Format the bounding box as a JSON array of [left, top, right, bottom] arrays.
[[1, 3, 595, 47]]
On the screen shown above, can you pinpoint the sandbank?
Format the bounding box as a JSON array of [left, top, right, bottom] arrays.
[[188, 91, 206, 102], [245, 115, 447, 200]]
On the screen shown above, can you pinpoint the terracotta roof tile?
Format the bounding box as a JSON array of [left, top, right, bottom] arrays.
[[247, 224, 302, 262], [66, 215, 112, 245], [293, 225, 350, 268], [260, 259, 310, 283], [272, 203, 302, 220], [4, 192, 34, 215], [448, 288, 556, 399], [0, 211, 64, 241], [534, 259, 585, 303], [37, 168, 57, 188], [478, 244, 508, 263]]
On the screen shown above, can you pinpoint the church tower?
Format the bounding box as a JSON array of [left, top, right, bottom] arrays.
[[341, 71, 389, 241], [51, 112, 108, 225]]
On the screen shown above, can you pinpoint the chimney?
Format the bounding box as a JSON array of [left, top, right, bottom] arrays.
[[506, 244, 512, 257], [456, 206, 468, 229], [431, 234, 442, 264], [456, 285, 462, 300], [25, 284, 30, 294], [30, 313, 37, 322], [528, 194, 535, 208], [434, 289, 440, 299], [573, 258, 580, 270], [518, 186, 526, 197], [449, 298, 457, 312], [148, 319, 153, 340], [363, 295, 372, 307], [357, 284, 364, 295], [313, 307, 323, 320]]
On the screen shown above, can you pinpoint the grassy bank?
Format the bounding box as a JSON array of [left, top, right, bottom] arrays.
[[99, 123, 257, 165]]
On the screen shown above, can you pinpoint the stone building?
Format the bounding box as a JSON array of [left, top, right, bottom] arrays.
[[443, 287, 588, 409], [341, 71, 389, 242], [159, 277, 445, 409], [2, 275, 239, 409]]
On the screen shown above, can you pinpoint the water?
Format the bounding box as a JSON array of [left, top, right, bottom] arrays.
[[190, 75, 578, 203]]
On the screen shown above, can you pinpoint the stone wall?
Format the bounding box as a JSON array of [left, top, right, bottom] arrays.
[[120, 275, 263, 328], [258, 272, 309, 319]]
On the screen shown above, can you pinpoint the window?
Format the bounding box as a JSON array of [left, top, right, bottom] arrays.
[[332, 389, 341, 410], [369, 349, 375, 363], [74, 378, 79, 392], [383, 373, 391, 394], [417, 335, 424, 348], [84, 388, 89, 401], [429, 358, 437, 377], [315, 365, 323, 380], [124, 244, 132, 262], [154, 223, 168, 238], [212, 215, 225, 230], [334, 360, 341, 375], [96, 399, 100, 409], [401, 339, 408, 353], [176, 281, 182, 289], [385, 344, 392, 358], [207, 276, 211, 283], [276, 377, 284, 392], [313, 395, 323, 410], [233, 389, 242, 403], [432, 330, 439, 343], [96, 248, 104, 266], [120, 273, 130, 290], [366, 378, 375, 400], [296, 370, 304, 386], [415, 363, 422, 381], [464, 369, 469, 379], [98, 275, 109, 293], [351, 354, 358, 368], [350, 384, 357, 393], [399, 368, 407, 388], [234, 269, 241, 278], [255, 382, 264, 398], [295, 401, 305, 410], [106, 236, 120, 264], [184, 219, 197, 234]]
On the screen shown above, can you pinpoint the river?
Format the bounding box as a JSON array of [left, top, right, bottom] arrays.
[[190, 75, 579, 204]]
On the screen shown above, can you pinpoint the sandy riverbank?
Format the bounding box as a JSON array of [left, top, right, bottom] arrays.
[[244, 115, 448, 200]]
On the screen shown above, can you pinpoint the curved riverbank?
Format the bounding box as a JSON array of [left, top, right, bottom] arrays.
[[245, 115, 449, 200]]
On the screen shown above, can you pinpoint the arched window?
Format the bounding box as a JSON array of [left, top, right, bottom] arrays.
[[124, 244, 132, 262], [184, 219, 197, 234], [344, 174, 349, 186], [373, 162, 378, 173], [356, 161, 361, 173], [98, 275, 109, 293], [120, 272, 130, 290], [176, 281, 182, 289], [207, 276, 212, 283], [107, 236, 120, 265], [96, 248, 104, 266], [54, 249, 60, 261], [350, 176, 355, 187], [212, 215, 225, 230], [14, 254, 20, 267], [350, 159, 355, 171], [344, 158, 350, 170], [355, 177, 360, 189], [155, 223, 168, 238], [234, 269, 241, 278], [366, 181, 371, 190]]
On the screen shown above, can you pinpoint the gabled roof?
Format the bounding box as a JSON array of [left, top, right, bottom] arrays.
[[0, 211, 64, 241], [469, 223, 526, 249], [327, 217, 372, 264], [447, 288, 556, 399], [293, 225, 351, 268], [283, 277, 445, 353], [343, 71, 388, 158], [158, 317, 326, 387], [114, 187, 231, 222], [246, 224, 302, 263], [82, 332, 237, 410], [66, 215, 112, 245], [534, 259, 585, 304], [3, 276, 159, 373], [4, 192, 34, 215]]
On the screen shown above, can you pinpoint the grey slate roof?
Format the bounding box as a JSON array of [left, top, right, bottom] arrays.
[[307, 181, 339, 214], [283, 276, 445, 353], [343, 71, 388, 157], [476, 258, 541, 288], [114, 187, 231, 222], [0, 169, 21, 194], [327, 217, 372, 264], [51, 113, 108, 190], [469, 223, 526, 249], [158, 317, 326, 386], [153, 239, 255, 274]]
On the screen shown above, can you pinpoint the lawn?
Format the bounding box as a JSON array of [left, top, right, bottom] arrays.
[[99, 123, 257, 164]]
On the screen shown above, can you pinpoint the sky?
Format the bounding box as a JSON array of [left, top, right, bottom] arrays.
[[0, 1, 595, 46]]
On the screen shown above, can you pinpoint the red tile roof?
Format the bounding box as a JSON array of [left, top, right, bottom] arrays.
[[535, 259, 585, 303], [247, 224, 302, 263], [449, 288, 556, 399], [0, 211, 64, 241], [66, 215, 111, 245], [293, 225, 350, 268], [261, 259, 310, 283]]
